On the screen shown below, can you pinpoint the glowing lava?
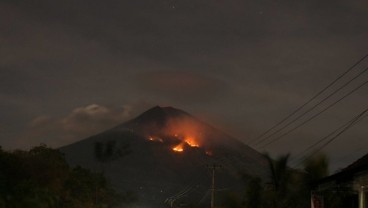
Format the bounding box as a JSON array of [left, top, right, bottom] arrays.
[[172, 136, 201, 153], [148, 136, 163, 143], [172, 143, 184, 152], [184, 137, 199, 147]]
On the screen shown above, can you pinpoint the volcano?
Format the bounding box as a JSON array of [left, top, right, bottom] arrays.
[[60, 106, 269, 207]]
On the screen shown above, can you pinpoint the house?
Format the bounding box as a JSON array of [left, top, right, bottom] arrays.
[[312, 154, 368, 208]]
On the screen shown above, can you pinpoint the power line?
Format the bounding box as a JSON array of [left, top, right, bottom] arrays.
[[291, 107, 368, 167], [306, 110, 367, 157], [331, 128, 368, 162], [197, 189, 210, 206], [248, 53, 368, 145], [291, 117, 356, 162], [296, 108, 368, 166], [254, 66, 368, 146], [259, 79, 368, 148], [164, 172, 205, 207]]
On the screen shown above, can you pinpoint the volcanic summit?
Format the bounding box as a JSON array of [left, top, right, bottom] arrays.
[[60, 106, 269, 207]]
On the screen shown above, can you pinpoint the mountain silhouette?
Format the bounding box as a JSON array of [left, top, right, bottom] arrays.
[[60, 106, 269, 207]]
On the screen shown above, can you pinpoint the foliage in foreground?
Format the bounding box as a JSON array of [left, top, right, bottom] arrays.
[[218, 153, 330, 208], [0, 145, 127, 208]]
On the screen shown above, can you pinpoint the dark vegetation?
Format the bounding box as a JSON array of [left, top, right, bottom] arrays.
[[163, 153, 332, 208], [94, 140, 131, 173], [217, 153, 330, 208], [0, 142, 338, 208], [0, 145, 132, 208]]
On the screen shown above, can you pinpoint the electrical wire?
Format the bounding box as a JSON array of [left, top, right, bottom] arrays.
[[248, 53, 368, 145], [292, 113, 368, 163], [260, 79, 368, 148], [197, 189, 210, 205], [164, 172, 205, 206], [254, 66, 368, 146], [291, 107, 368, 167]]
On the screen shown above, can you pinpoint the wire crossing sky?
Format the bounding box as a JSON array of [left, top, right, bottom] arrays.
[[260, 77, 368, 148], [248, 53, 368, 145], [291, 107, 368, 167]]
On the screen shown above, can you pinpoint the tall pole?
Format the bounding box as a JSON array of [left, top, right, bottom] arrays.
[[207, 164, 222, 208], [359, 185, 365, 208], [211, 167, 215, 208]]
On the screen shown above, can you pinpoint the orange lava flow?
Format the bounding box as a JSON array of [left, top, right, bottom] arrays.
[[148, 136, 163, 143], [172, 143, 184, 152], [184, 137, 199, 147]]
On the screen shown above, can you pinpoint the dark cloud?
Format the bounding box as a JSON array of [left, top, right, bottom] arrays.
[[14, 103, 151, 149], [1, 0, 368, 170], [137, 71, 228, 103]]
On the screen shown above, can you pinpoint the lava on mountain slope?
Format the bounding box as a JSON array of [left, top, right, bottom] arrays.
[[147, 134, 201, 153], [171, 136, 200, 153], [184, 137, 199, 147], [60, 106, 270, 208], [172, 143, 184, 152], [143, 114, 205, 153], [148, 136, 163, 143]]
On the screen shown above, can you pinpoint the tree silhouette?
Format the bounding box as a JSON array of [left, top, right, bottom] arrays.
[[94, 140, 130, 173], [0, 145, 120, 208], [242, 153, 330, 208], [93, 140, 131, 205]]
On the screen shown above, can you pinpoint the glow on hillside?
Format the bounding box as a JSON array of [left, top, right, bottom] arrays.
[[172, 143, 184, 152], [172, 136, 201, 153], [148, 136, 163, 143], [184, 137, 199, 147]]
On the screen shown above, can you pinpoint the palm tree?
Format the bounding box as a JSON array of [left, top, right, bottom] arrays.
[[94, 140, 130, 173], [93, 140, 130, 205], [244, 153, 330, 208], [264, 153, 292, 208]]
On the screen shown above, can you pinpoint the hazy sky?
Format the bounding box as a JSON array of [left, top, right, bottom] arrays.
[[1, 0, 368, 171]]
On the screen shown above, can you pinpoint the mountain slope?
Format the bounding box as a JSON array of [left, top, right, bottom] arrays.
[[60, 106, 269, 207]]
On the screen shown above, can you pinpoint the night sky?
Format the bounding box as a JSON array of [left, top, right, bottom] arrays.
[[1, 0, 368, 171]]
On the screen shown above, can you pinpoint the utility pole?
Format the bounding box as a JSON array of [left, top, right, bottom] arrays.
[[207, 164, 222, 208]]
